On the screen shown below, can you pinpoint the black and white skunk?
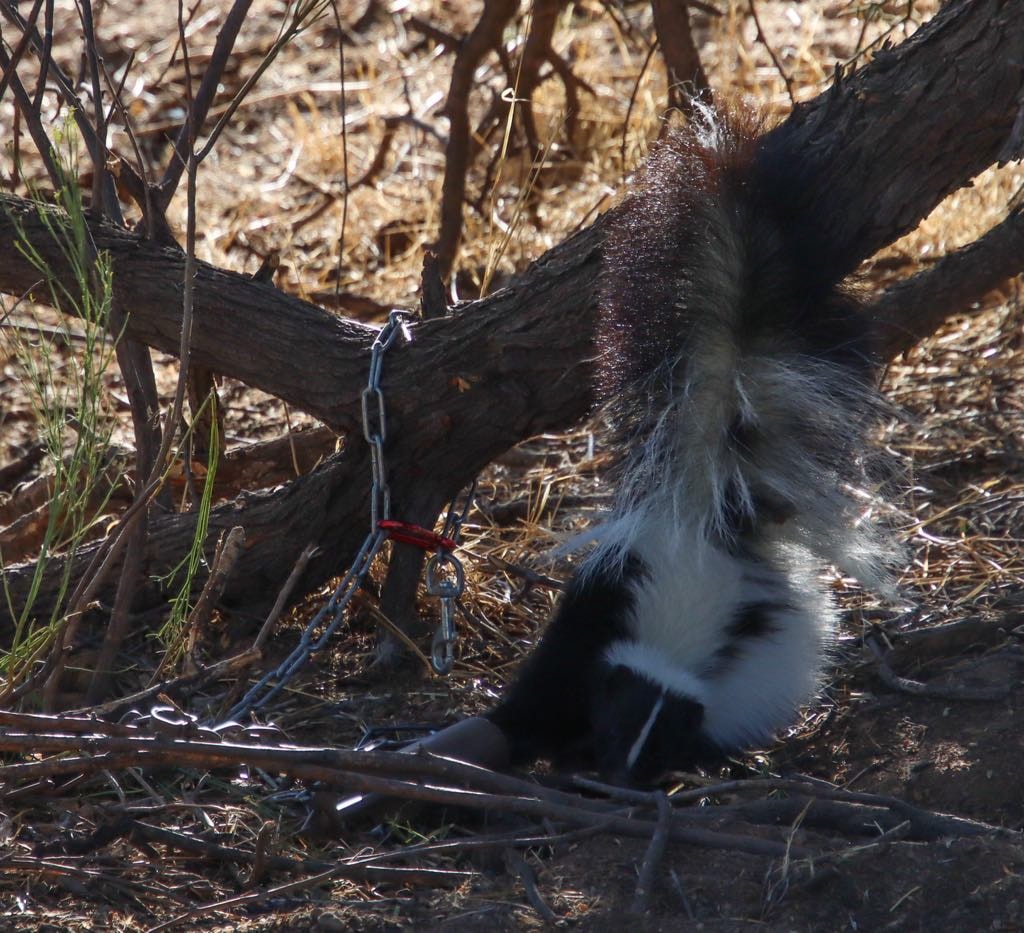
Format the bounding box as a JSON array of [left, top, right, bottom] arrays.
[[486, 105, 902, 786]]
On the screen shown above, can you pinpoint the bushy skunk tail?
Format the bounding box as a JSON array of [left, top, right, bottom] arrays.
[[590, 104, 900, 594]]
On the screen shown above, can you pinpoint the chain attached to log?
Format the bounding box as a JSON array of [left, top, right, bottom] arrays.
[[226, 310, 472, 720]]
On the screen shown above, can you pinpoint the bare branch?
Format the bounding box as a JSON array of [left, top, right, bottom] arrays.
[[0, 0, 45, 106], [154, 0, 255, 211], [0, 0, 149, 206], [651, 0, 710, 115], [872, 207, 1024, 358], [0, 40, 61, 187], [77, 0, 121, 219], [434, 0, 520, 278], [749, 0, 796, 106]]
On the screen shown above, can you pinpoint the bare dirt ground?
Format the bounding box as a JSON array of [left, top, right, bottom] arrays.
[[1, 1, 1022, 930]]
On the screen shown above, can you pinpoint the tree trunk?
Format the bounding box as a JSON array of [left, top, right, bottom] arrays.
[[1, 0, 1022, 632]]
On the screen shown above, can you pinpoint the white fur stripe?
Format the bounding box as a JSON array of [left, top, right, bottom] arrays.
[[627, 693, 665, 770], [605, 640, 710, 706]]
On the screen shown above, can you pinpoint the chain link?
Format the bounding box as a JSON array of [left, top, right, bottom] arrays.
[[362, 310, 406, 527], [226, 310, 411, 721], [442, 479, 476, 544]]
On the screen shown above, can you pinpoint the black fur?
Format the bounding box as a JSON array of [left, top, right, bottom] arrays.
[[487, 559, 641, 769], [590, 667, 711, 786]]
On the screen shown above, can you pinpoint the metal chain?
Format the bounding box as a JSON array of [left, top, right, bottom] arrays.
[[442, 479, 476, 544], [226, 310, 411, 721]]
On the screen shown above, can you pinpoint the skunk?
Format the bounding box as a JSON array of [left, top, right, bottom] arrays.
[[486, 105, 902, 786]]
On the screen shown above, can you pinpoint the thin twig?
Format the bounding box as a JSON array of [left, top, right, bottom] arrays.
[[434, 0, 519, 277], [190, 2, 331, 173], [248, 821, 274, 887], [486, 554, 565, 592], [0, 709, 142, 736], [96, 52, 160, 238], [155, 0, 256, 211], [78, 0, 120, 219], [330, 0, 350, 305], [620, 40, 660, 169], [70, 647, 262, 719], [149, 858, 469, 932], [0, 0, 146, 199], [0, 856, 190, 907], [253, 542, 318, 651], [214, 542, 318, 716], [749, 0, 796, 106], [0, 40, 62, 187], [127, 819, 465, 887], [651, 0, 710, 116], [185, 526, 246, 646], [631, 790, 673, 914], [0, 0, 45, 106], [866, 636, 1011, 701], [506, 848, 557, 923]]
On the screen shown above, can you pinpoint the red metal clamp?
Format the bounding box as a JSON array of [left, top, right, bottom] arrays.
[[378, 520, 457, 553]]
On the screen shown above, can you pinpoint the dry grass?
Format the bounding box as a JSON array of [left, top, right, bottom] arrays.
[[1, 1, 1023, 928]]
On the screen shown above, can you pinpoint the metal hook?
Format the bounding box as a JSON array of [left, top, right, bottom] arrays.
[[431, 596, 457, 674]]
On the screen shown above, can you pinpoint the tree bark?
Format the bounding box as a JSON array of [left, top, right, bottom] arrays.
[[872, 207, 1024, 357], [763, 0, 1024, 283], [1, 0, 1022, 632], [652, 0, 710, 113]]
